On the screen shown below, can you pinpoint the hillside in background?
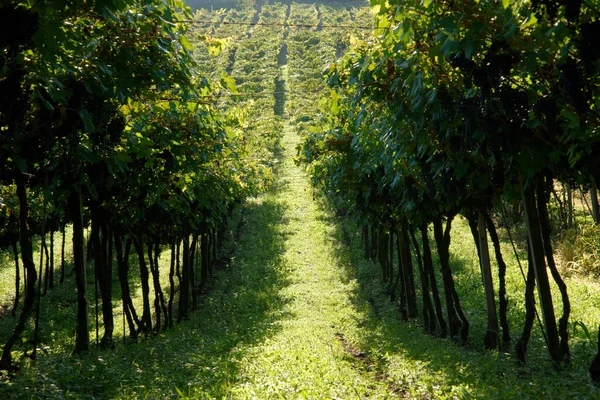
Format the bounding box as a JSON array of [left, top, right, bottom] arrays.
[[186, 0, 368, 12]]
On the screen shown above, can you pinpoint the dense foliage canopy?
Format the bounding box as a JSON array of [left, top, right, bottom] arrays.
[[0, 0, 277, 369]]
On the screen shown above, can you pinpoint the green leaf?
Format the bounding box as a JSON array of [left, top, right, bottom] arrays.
[[439, 16, 458, 34], [180, 35, 193, 51], [522, 13, 538, 28], [13, 157, 27, 172], [116, 152, 132, 164], [440, 37, 460, 56], [76, 143, 102, 163], [329, 91, 341, 115], [504, 21, 518, 40], [79, 109, 96, 133], [220, 72, 238, 95]]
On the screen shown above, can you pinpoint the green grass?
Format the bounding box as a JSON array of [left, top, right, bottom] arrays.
[[0, 194, 288, 398], [220, 103, 396, 399], [332, 213, 600, 399]]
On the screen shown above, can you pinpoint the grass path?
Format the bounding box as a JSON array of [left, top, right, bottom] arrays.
[[225, 65, 396, 398]]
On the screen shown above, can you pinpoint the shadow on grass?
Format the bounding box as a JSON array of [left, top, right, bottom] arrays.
[[0, 182, 294, 399], [315, 202, 599, 399], [0, 231, 65, 316], [0, 229, 82, 343]]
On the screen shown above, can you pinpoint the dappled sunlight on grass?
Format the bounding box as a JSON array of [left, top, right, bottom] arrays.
[[197, 52, 398, 397], [0, 190, 294, 399], [322, 207, 600, 399]]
